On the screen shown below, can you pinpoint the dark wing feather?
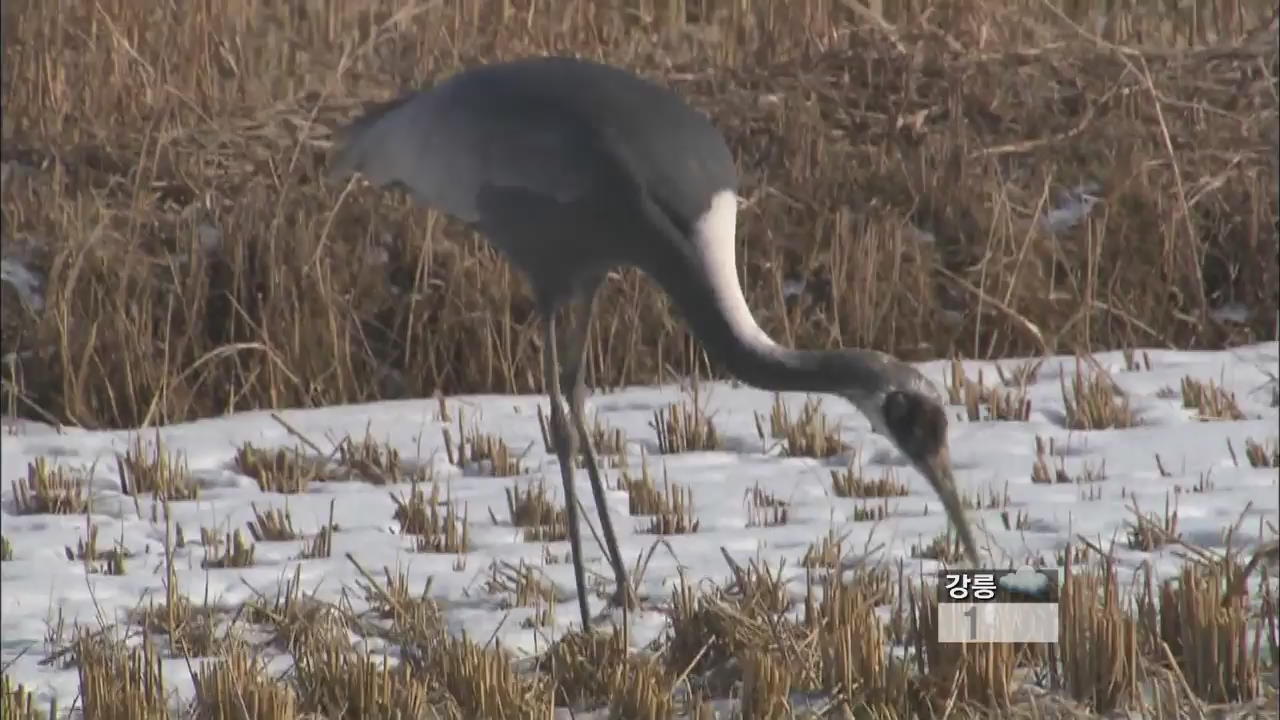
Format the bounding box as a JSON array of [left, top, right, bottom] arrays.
[[330, 66, 611, 224], [329, 57, 736, 234]]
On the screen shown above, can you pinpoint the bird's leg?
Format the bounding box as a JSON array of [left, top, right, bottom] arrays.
[[559, 286, 634, 613], [544, 314, 592, 629]]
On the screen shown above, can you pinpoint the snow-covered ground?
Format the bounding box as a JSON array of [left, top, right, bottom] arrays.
[[2, 343, 1277, 714]]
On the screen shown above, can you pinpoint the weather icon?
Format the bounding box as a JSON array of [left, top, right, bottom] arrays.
[[997, 566, 1056, 602]]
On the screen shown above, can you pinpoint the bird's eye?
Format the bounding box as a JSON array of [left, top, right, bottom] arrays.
[[882, 391, 910, 426], [882, 390, 947, 459]]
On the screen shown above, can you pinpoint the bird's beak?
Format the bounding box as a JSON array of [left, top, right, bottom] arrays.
[[916, 446, 980, 567]]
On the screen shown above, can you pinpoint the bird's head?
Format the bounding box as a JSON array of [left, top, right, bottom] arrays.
[[830, 350, 980, 567]]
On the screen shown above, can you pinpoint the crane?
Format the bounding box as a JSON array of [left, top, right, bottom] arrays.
[[328, 55, 980, 630]]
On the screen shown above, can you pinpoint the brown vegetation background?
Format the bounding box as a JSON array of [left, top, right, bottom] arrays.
[[2, 0, 1277, 430]]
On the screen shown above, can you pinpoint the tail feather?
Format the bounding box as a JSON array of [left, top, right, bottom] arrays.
[[328, 94, 417, 183]]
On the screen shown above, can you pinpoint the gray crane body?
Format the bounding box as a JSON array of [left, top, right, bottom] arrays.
[[332, 57, 925, 406], [330, 56, 980, 628], [331, 58, 732, 299]]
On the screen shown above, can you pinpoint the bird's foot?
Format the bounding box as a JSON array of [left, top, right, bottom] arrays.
[[607, 583, 639, 612]]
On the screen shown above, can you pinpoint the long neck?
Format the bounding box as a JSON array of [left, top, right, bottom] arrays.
[[639, 190, 866, 394], [663, 270, 830, 393]]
